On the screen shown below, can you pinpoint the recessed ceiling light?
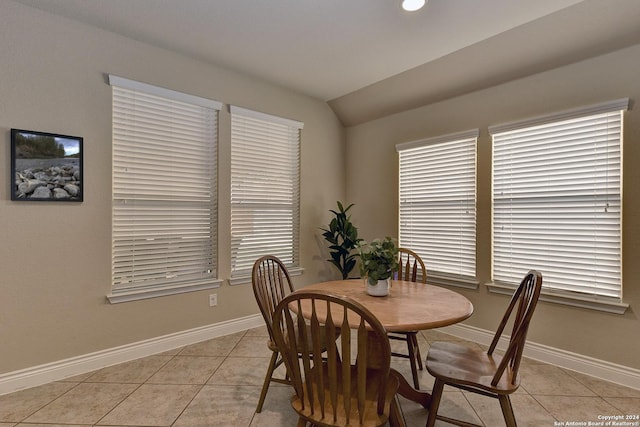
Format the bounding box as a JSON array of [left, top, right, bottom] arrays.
[[402, 0, 426, 12]]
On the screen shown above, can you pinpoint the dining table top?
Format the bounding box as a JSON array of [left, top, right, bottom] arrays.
[[298, 279, 474, 333]]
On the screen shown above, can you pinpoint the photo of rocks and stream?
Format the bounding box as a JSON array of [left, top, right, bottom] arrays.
[[12, 130, 82, 201]]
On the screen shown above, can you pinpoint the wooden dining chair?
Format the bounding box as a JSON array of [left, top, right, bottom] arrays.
[[272, 290, 406, 427], [251, 255, 297, 413], [424, 270, 543, 427], [252, 255, 341, 413], [389, 247, 427, 389]]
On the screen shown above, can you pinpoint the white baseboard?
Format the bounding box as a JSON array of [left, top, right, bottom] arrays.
[[3, 315, 638, 397], [440, 323, 640, 391], [0, 314, 264, 396]]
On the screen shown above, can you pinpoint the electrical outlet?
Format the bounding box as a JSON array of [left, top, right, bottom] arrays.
[[209, 293, 217, 307]]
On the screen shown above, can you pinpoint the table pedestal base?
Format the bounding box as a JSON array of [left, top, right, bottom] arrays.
[[390, 368, 431, 408]]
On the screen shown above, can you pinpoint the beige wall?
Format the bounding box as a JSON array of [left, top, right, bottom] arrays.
[[0, 2, 345, 374], [345, 43, 640, 370], [3, 0, 638, 378]]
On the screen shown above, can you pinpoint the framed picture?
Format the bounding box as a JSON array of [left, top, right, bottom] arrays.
[[11, 129, 83, 202]]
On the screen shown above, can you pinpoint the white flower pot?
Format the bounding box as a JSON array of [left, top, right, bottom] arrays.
[[366, 278, 390, 297]]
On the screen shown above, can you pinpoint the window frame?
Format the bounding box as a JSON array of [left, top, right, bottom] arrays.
[[107, 75, 222, 303], [488, 98, 629, 314], [396, 129, 479, 289]]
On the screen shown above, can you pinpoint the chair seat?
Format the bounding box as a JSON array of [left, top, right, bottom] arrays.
[[291, 364, 400, 427], [426, 341, 519, 395]]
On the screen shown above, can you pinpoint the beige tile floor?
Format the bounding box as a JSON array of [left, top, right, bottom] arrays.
[[1, 327, 639, 426]]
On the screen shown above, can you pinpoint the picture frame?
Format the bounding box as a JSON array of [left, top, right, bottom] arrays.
[[11, 129, 83, 202]]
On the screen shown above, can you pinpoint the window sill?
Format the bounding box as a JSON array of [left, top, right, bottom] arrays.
[[428, 273, 479, 290], [486, 282, 629, 314], [228, 266, 304, 286], [107, 279, 222, 304]]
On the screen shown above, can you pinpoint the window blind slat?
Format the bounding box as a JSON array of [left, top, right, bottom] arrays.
[[491, 107, 623, 299], [230, 108, 301, 277], [111, 80, 218, 292], [398, 132, 477, 280]]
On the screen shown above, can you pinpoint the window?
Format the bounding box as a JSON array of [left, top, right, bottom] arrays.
[[490, 99, 628, 302], [396, 130, 478, 287], [229, 106, 302, 283], [108, 75, 221, 303]]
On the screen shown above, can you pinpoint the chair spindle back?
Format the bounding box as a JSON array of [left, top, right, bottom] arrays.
[[397, 248, 427, 283], [487, 270, 543, 386], [272, 290, 393, 426], [252, 255, 294, 341]]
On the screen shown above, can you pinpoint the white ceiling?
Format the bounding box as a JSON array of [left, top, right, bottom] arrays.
[[13, 0, 640, 125]]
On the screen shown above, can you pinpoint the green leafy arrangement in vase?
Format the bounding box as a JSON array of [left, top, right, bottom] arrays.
[[320, 201, 363, 279], [358, 237, 399, 286]]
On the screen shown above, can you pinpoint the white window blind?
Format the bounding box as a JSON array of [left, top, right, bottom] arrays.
[[109, 75, 221, 300], [396, 130, 478, 282], [490, 99, 628, 299], [230, 106, 302, 279]]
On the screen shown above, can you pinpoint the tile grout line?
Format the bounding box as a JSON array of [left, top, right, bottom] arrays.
[[91, 351, 177, 427], [170, 328, 250, 427], [17, 380, 84, 425]]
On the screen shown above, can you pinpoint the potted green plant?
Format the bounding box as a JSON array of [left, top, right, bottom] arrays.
[[320, 201, 363, 279], [358, 237, 399, 296]]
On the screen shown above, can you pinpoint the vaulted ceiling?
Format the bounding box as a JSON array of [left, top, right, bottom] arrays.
[[14, 0, 640, 125]]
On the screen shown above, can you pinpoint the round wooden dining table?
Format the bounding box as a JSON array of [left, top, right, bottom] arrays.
[[300, 279, 473, 332], [295, 279, 474, 408]]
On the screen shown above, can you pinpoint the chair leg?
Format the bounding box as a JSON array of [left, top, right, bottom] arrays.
[[256, 350, 280, 413], [411, 333, 423, 370], [425, 378, 445, 427], [406, 335, 420, 389], [498, 394, 518, 427]]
